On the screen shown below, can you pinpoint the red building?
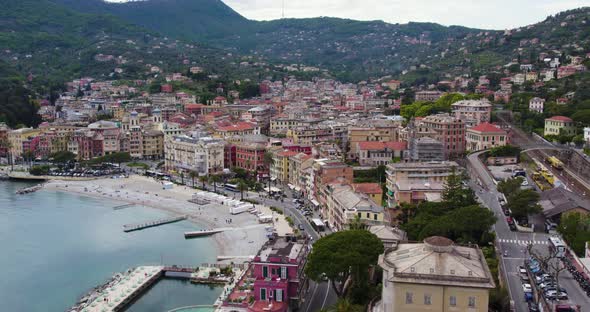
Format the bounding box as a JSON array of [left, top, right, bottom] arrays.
[[224, 144, 237, 169], [184, 103, 204, 117], [222, 237, 310, 312], [236, 142, 267, 174], [161, 84, 173, 93]]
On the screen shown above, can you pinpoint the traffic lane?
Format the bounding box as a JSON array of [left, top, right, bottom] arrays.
[[557, 267, 590, 306], [504, 256, 529, 312]]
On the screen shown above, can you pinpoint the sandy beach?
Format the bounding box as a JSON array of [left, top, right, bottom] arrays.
[[44, 175, 292, 261]]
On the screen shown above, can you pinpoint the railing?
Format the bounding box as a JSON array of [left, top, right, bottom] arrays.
[[391, 271, 490, 284]]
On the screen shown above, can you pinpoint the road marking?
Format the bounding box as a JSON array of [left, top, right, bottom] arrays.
[[321, 282, 331, 310], [498, 239, 548, 245], [305, 282, 319, 312]]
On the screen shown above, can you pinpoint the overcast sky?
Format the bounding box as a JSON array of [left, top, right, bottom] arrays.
[[221, 0, 589, 29]]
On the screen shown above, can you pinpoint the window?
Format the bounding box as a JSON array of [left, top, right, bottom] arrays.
[[262, 266, 268, 278], [405, 292, 413, 304], [468, 296, 476, 308], [276, 289, 283, 302], [424, 294, 432, 305], [450, 296, 457, 306], [261, 288, 267, 300], [281, 266, 287, 279]]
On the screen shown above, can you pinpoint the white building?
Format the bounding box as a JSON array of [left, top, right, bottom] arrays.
[[529, 97, 545, 114], [164, 135, 225, 176], [584, 127, 590, 146]]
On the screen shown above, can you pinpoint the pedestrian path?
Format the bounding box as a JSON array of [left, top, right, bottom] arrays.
[[498, 238, 548, 246]]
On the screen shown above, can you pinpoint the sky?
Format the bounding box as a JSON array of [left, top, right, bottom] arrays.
[[221, 0, 590, 29]]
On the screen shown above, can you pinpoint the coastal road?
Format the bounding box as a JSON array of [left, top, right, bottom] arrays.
[[249, 191, 339, 311]]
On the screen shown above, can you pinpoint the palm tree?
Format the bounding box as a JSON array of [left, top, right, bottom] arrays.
[[188, 170, 198, 188], [326, 299, 363, 312], [209, 174, 222, 193], [263, 151, 275, 194], [180, 171, 185, 185], [237, 179, 248, 200], [199, 175, 208, 189]]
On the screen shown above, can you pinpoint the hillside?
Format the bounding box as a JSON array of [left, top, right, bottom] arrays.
[[0, 60, 41, 128], [54, 0, 590, 82], [50, 0, 255, 40]]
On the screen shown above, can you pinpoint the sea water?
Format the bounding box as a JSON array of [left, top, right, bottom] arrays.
[[0, 180, 222, 312]]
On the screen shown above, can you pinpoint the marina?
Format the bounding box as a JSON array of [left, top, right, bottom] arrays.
[[123, 216, 188, 232]]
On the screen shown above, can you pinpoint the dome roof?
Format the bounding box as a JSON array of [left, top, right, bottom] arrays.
[[424, 236, 454, 253]]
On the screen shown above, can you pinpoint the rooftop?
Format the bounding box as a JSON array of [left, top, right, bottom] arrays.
[[357, 141, 407, 151], [257, 237, 305, 263], [380, 237, 495, 289], [546, 116, 573, 122], [468, 122, 506, 134], [451, 99, 493, 108]]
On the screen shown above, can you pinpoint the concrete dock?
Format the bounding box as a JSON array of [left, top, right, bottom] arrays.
[[123, 216, 187, 232], [78, 266, 164, 312], [183, 229, 224, 239]]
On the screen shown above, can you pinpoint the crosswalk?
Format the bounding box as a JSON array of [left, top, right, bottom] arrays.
[[498, 238, 549, 246]]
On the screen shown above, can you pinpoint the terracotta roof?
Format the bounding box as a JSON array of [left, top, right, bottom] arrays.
[[547, 116, 573, 122], [468, 122, 505, 133], [278, 150, 298, 157], [184, 103, 204, 108], [217, 122, 255, 132], [352, 183, 383, 194], [357, 141, 407, 151]]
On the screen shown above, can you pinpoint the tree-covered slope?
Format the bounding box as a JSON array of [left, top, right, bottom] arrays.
[[0, 61, 41, 128]]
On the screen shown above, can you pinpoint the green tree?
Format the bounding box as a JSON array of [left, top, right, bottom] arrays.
[[199, 174, 208, 189], [189, 170, 198, 188], [50, 151, 76, 163], [497, 177, 523, 195], [209, 174, 222, 193], [237, 179, 248, 200], [263, 151, 275, 192], [180, 171, 185, 185], [442, 168, 476, 208], [325, 299, 364, 312], [506, 189, 541, 219], [305, 230, 384, 298], [348, 215, 367, 230]]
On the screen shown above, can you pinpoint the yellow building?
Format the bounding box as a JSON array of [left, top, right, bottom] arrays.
[[142, 130, 164, 160], [8, 128, 41, 160], [270, 149, 298, 184], [325, 183, 385, 231], [347, 124, 401, 159], [544, 116, 575, 136], [379, 236, 495, 312]]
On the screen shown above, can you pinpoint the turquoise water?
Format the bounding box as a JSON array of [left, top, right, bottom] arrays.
[[0, 180, 222, 312]]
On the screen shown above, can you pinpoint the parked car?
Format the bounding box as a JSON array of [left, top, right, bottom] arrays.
[[518, 266, 527, 274], [521, 274, 530, 282], [298, 224, 305, 231], [522, 283, 533, 293]]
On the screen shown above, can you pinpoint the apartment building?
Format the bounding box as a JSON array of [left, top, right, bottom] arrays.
[[529, 97, 545, 114], [221, 237, 309, 312], [385, 161, 459, 207], [421, 114, 465, 159], [378, 236, 495, 312], [235, 142, 267, 173], [164, 135, 225, 175], [450, 99, 492, 128], [356, 141, 407, 166], [415, 91, 444, 102], [409, 137, 444, 162], [142, 130, 164, 159], [348, 123, 401, 158], [544, 116, 576, 136], [325, 183, 385, 231], [465, 123, 508, 152], [7, 128, 42, 161]]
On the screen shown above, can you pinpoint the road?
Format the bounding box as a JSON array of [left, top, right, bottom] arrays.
[[245, 188, 339, 311], [467, 151, 590, 311]]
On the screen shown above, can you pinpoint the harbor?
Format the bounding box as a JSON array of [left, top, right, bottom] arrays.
[[68, 265, 243, 312], [123, 216, 188, 232]]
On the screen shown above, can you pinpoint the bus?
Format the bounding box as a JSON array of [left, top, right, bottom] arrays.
[[224, 183, 239, 192], [311, 218, 325, 232], [548, 236, 566, 258]]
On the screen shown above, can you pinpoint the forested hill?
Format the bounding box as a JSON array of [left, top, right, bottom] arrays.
[[52, 0, 590, 81], [0, 61, 41, 128]]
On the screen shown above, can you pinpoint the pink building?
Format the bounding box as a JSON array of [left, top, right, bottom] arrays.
[[222, 237, 310, 312]]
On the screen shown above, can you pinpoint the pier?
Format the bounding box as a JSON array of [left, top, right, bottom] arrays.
[[113, 203, 135, 210], [123, 216, 187, 232], [15, 184, 43, 194], [73, 266, 164, 312], [184, 229, 224, 239]]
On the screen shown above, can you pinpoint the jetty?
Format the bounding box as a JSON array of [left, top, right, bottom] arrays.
[[113, 203, 135, 210], [184, 228, 224, 239], [69, 266, 164, 312], [15, 184, 43, 194], [123, 216, 187, 232]]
